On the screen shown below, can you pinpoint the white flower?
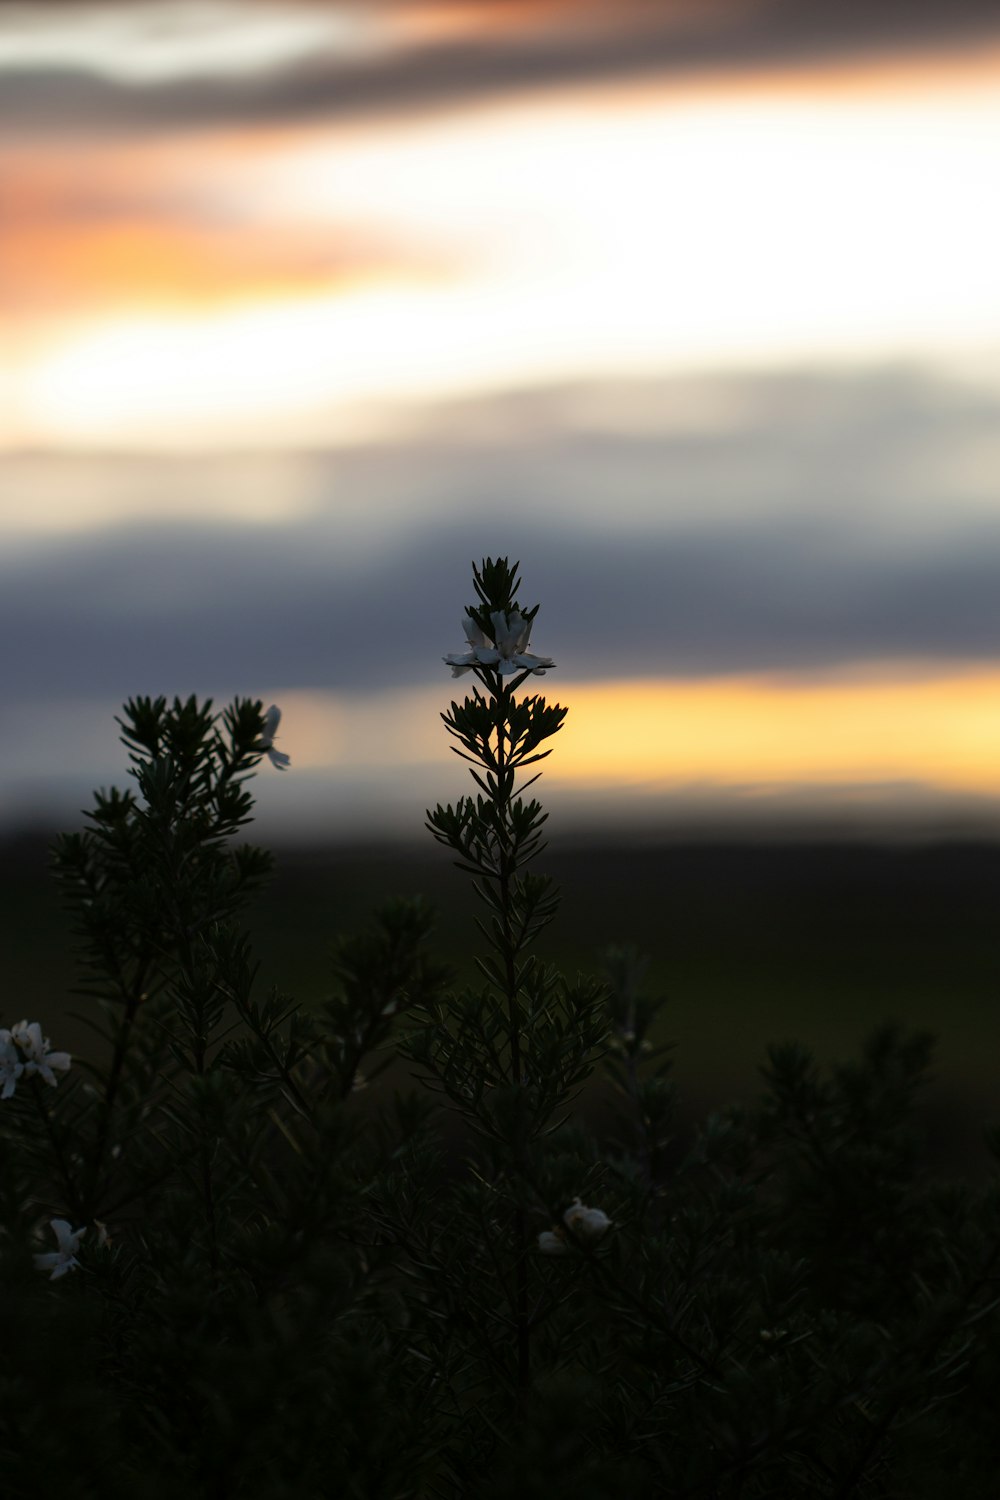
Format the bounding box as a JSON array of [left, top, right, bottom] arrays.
[[10, 1020, 71, 1088], [259, 704, 291, 770], [444, 610, 554, 678], [563, 1198, 613, 1243], [33, 1219, 86, 1280], [444, 616, 493, 677], [538, 1198, 613, 1254], [0, 1030, 24, 1100], [489, 610, 554, 675]]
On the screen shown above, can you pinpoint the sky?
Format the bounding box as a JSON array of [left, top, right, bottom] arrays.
[[2, 0, 1000, 842]]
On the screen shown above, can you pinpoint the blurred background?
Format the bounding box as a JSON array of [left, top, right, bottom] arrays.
[[3, 0, 1000, 1158]]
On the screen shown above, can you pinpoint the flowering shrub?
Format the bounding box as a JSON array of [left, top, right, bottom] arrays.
[[1, 559, 1000, 1498]]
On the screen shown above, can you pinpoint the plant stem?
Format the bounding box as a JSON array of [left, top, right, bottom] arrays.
[[494, 679, 530, 1399], [84, 954, 151, 1220], [495, 683, 521, 1089], [31, 1080, 83, 1221], [172, 905, 221, 1282]]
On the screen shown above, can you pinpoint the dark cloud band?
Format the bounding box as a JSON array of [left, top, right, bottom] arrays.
[[3, 0, 999, 136], [2, 364, 998, 699]]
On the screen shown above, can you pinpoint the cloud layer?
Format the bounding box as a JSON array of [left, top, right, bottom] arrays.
[[3, 365, 998, 705], [3, 0, 999, 135]]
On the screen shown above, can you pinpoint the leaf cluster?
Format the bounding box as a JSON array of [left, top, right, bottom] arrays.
[[0, 698, 456, 1498], [464, 554, 539, 637], [441, 688, 567, 787]]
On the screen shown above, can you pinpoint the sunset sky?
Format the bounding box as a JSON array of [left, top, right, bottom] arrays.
[[3, 0, 1000, 839]]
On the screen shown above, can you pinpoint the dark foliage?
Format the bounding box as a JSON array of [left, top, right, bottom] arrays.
[[2, 567, 999, 1498]]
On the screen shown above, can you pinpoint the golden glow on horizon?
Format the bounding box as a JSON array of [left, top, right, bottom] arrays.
[[11, 667, 1000, 826], [5, 50, 1000, 450], [558, 671, 1000, 796], [277, 667, 1000, 802], [275, 688, 442, 771]]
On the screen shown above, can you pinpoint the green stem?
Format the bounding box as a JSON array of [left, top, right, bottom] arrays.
[[495, 682, 521, 1088], [494, 677, 530, 1400], [189, 965, 221, 1281], [170, 896, 221, 1282], [83, 952, 152, 1220], [31, 1079, 83, 1221]]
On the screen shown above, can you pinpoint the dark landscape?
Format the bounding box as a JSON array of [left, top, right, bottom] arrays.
[[7, 827, 998, 1177]]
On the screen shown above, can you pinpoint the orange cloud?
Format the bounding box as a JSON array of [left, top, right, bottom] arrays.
[[6, 217, 344, 317], [0, 126, 454, 327], [384, 0, 746, 45], [6, 41, 999, 448]]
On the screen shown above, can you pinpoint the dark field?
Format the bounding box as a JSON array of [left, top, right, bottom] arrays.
[[5, 829, 999, 1175]]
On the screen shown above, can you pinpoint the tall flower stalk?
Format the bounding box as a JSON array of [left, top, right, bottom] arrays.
[[406, 558, 609, 1410], [439, 557, 562, 1098]]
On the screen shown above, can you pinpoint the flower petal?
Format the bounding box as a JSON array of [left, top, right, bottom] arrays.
[[51, 1219, 75, 1251], [461, 617, 489, 649], [261, 704, 281, 744]]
